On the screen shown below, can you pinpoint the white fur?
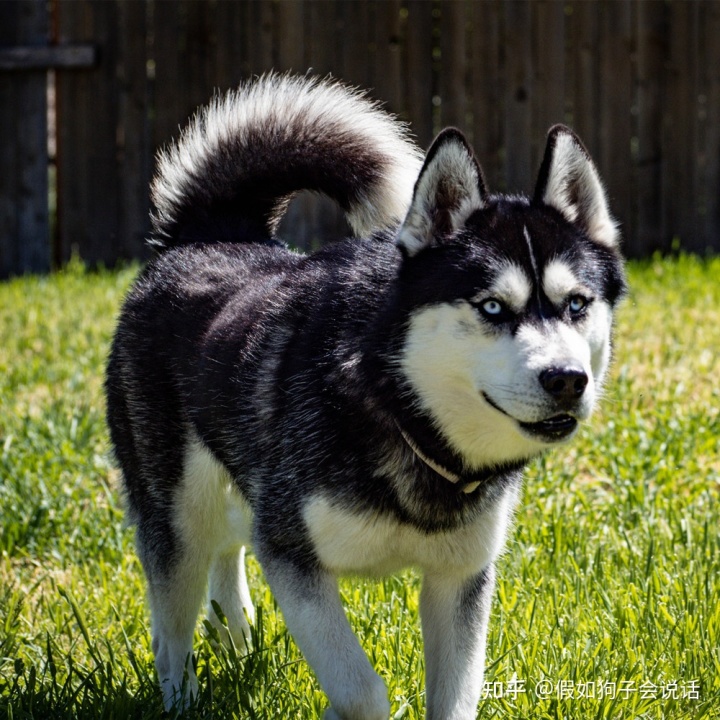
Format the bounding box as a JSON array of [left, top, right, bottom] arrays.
[[153, 73, 423, 238], [261, 562, 391, 720], [421, 569, 493, 720], [400, 302, 546, 467], [303, 487, 517, 578], [542, 258, 585, 306], [473, 262, 532, 314], [399, 292, 613, 466], [151, 437, 254, 711], [299, 488, 517, 719], [540, 132, 618, 247]]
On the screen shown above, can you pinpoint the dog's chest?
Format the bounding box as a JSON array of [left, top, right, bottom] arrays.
[[302, 490, 517, 577]]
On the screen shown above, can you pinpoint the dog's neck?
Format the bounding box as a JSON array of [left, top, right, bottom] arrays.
[[396, 424, 480, 494]]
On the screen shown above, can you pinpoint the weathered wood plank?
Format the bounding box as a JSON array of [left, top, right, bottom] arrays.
[[116, 0, 151, 261], [598, 0, 634, 253], [503, 0, 533, 192], [372, 0, 403, 117], [469, 0, 503, 188], [0, 44, 96, 70], [700, 1, 720, 252], [662, 1, 700, 253], [0, 0, 51, 277], [403, 0, 435, 149], [439, 0, 468, 131], [533, 0, 565, 172], [635, 0, 666, 255], [569, 0, 600, 156], [56, 0, 121, 266]]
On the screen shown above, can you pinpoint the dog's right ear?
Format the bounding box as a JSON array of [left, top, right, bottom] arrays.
[[396, 129, 487, 257], [534, 125, 618, 247]]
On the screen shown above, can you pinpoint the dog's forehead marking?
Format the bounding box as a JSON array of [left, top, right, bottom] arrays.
[[522, 226, 540, 285], [543, 259, 583, 305], [488, 263, 532, 312], [523, 225, 544, 313]]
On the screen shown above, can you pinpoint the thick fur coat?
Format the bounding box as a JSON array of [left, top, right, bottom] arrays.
[[106, 73, 625, 719]]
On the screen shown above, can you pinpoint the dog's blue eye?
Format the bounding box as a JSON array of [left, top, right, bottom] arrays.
[[568, 295, 588, 314], [481, 299, 504, 317]]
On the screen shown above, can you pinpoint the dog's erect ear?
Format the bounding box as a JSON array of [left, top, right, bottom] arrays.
[[396, 129, 487, 257], [534, 125, 618, 247]]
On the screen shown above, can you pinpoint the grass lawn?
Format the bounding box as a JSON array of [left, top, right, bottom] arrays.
[[0, 255, 718, 719]]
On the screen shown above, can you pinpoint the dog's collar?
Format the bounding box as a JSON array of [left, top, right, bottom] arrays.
[[396, 424, 480, 494]]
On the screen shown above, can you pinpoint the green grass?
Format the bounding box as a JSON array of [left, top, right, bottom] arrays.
[[1, 255, 719, 719]]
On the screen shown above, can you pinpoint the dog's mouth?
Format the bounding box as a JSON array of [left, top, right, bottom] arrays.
[[518, 414, 578, 441], [482, 393, 578, 443]]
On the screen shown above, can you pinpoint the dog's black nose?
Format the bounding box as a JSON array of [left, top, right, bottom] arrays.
[[539, 366, 588, 403]]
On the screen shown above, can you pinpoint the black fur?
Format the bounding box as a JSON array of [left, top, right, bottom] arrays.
[[105, 73, 625, 717]]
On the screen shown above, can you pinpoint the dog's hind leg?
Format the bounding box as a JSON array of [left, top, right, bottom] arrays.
[[208, 544, 255, 650], [146, 435, 240, 711], [145, 551, 209, 711]]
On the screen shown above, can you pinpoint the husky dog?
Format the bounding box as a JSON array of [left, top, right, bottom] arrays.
[[106, 73, 625, 719]]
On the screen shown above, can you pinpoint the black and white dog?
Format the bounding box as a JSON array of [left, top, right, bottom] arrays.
[[106, 74, 625, 719]]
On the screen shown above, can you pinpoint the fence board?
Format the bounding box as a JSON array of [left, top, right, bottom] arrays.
[[533, 1, 565, 173], [403, 0, 434, 149], [212, 1, 250, 88], [569, 1, 600, 157], [6, 0, 720, 270], [635, 0, 666, 256], [372, 1, 403, 117], [503, 1, 533, 192], [116, 0, 150, 261], [56, 0, 121, 266], [0, 0, 50, 277], [439, 1, 468, 131], [701, 2, 720, 250], [599, 1, 634, 245], [663, 1, 700, 252], [469, 0, 502, 187]]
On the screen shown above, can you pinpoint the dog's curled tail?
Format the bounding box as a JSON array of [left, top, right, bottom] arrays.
[[149, 73, 424, 249]]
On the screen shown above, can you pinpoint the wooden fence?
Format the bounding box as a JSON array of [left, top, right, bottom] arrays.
[[1, 0, 719, 276]]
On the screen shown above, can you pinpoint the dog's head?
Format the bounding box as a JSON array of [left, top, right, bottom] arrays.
[[393, 126, 626, 470]]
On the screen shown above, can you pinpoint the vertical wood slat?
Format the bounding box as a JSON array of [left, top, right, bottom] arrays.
[[503, 0, 533, 193], [372, 1, 403, 117], [439, 0, 468, 131], [635, 0, 666, 256], [56, 0, 121, 266], [598, 0, 634, 247], [469, 0, 502, 188], [152, 1, 215, 153], [701, 2, 720, 250], [533, 0, 565, 172], [663, 1, 700, 253], [0, 0, 50, 277], [569, 2, 600, 157], [403, 0, 435, 149], [116, 0, 150, 261], [212, 0, 250, 90]]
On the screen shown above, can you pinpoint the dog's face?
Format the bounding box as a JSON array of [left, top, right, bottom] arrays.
[[395, 127, 626, 470]]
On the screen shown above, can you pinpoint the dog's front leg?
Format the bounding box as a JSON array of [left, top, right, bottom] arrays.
[[262, 558, 390, 720], [421, 563, 496, 720]]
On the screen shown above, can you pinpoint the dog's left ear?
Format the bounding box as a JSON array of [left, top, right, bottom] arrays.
[[397, 129, 487, 257], [534, 125, 618, 247]]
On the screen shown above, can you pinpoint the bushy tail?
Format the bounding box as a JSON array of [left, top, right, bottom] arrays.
[[149, 73, 423, 249]]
